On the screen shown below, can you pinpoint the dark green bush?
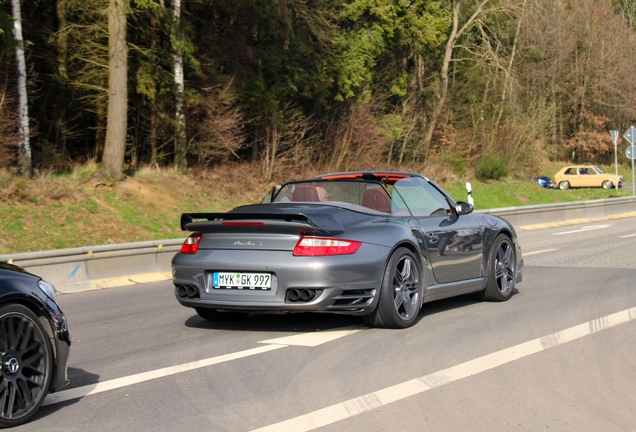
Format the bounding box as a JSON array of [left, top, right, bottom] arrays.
[[440, 152, 467, 175], [475, 156, 508, 180]]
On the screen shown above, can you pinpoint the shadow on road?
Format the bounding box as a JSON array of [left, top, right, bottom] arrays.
[[31, 367, 100, 422], [184, 288, 520, 332]]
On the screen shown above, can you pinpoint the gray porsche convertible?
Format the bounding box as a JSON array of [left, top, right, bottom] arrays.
[[172, 171, 523, 329]]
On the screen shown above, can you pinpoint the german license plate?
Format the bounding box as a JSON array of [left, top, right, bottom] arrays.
[[212, 272, 272, 290]]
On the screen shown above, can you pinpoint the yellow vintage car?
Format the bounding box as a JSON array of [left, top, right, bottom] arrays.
[[554, 165, 623, 190]]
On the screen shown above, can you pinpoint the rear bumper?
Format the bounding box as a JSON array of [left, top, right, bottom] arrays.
[[172, 245, 389, 315]]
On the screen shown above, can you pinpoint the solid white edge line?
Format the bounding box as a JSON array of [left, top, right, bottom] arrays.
[[619, 233, 636, 238], [43, 344, 287, 406], [259, 326, 365, 347], [552, 225, 612, 236], [251, 306, 636, 432], [523, 249, 558, 256]]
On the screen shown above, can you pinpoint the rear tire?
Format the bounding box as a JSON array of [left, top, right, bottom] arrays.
[[479, 234, 516, 302], [602, 180, 613, 189], [0, 304, 52, 428], [363, 247, 422, 329], [558, 181, 570, 190], [195, 308, 248, 322]]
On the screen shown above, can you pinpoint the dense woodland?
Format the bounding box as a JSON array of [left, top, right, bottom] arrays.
[[1, 0, 636, 181]]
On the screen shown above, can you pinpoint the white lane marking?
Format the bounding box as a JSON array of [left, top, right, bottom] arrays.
[[252, 306, 636, 432], [259, 326, 364, 347], [619, 233, 636, 238], [552, 224, 612, 236], [523, 249, 558, 256], [44, 345, 286, 406], [44, 325, 364, 406]]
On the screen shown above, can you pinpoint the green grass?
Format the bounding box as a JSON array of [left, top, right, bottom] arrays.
[[445, 178, 633, 210]]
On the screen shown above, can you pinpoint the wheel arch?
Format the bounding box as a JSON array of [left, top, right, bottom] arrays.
[[0, 294, 47, 321], [386, 241, 425, 277], [390, 240, 420, 260]]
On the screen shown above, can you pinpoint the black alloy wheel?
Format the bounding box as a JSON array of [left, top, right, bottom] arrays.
[[363, 247, 422, 329], [0, 304, 52, 428], [480, 234, 516, 302]]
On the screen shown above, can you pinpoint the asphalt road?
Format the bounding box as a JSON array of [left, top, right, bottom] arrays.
[[15, 218, 636, 431]]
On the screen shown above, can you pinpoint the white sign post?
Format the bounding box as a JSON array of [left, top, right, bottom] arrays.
[[623, 126, 636, 196], [610, 130, 619, 191]]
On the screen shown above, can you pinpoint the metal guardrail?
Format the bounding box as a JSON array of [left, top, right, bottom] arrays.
[[2, 196, 636, 294], [478, 195, 636, 230], [1, 239, 184, 294]]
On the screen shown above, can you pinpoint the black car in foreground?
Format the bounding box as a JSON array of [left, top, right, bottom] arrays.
[[173, 171, 523, 329], [0, 262, 70, 428]]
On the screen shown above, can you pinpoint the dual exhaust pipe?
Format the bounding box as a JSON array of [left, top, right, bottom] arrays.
[[287, 288, 320, 303], [176, 284, 199, 299]]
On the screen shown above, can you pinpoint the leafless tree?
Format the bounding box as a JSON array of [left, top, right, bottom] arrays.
[[11, 0, 31, 176]]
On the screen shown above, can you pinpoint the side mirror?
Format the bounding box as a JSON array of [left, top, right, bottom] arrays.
[[455, 201, 474, 215]]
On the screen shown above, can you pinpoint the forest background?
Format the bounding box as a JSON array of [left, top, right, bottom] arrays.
[[2, 0, 636, 253]]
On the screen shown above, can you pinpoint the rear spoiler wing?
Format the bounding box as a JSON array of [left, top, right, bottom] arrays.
[[180, 212, 345, 235]]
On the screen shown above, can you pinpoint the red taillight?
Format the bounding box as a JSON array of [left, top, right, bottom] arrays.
[[180, 233, 202, 254], [293, 236, 362, 256], [221, 221, 265, 226]]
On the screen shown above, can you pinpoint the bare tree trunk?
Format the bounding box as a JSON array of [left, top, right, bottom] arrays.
[[418, 0, 489, 161], [264, 120, 279, 182], [173, 0, 187, 173], [149, 11, 159, 167], [95, 97, 107, 160], [100, 0, 128, 180], [11, 0, 31, 176], [396, 99, 415, 164], [56, 0, 69, 163], [331, 121, 353, 172], [150, 105, 159, 167], [494, 0, 527, 129]]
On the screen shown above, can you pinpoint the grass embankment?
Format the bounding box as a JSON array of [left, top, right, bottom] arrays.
[[0, 161, 633, 254], [0, 163, 268, 254]]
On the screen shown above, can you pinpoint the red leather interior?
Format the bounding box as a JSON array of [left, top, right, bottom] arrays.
[[361, 189, 391, 213], [291, 185, 320, 201]]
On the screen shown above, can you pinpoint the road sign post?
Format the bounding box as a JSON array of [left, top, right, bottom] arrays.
[[466, 182, 474, 206], [623, 126, 636, 196], [610, 130, 619, 191]]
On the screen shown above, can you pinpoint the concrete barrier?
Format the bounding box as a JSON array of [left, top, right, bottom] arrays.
[[2, 196, 636, 293], [0, 239, 183, 294]]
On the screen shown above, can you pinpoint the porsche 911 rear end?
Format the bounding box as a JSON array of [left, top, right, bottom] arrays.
[[171, 208, 388, 319]]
